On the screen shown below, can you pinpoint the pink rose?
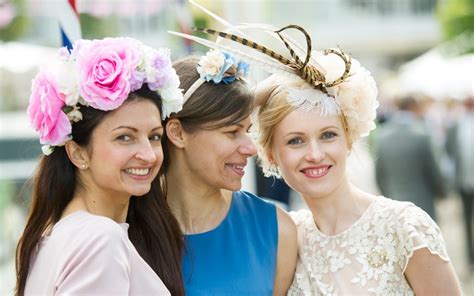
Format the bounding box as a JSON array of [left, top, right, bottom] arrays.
[[76, 38, 140, 111], [27, 70, 71, 146]]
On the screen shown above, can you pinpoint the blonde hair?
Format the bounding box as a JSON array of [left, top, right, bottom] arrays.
[[254, 74, 352, 178]]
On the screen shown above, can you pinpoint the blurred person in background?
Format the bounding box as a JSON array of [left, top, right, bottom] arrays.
[[374, 96, 445, 221], [162, 52, 297, 295], [15, 37, 185, 295], [446, 96, 474, 269]]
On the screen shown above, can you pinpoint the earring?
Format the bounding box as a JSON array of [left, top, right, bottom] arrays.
[[81, 164, 87, 169]]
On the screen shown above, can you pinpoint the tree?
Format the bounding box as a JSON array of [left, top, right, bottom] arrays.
[[437, 0, 474, 54]]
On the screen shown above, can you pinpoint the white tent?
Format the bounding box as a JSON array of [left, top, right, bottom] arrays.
[[397, 49, 474, 100]]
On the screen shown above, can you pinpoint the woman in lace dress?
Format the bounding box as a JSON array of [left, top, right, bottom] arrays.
[[253, 56, 462, 294]]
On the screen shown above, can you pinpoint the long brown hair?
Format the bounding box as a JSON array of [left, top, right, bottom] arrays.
[[15, 86, 184, 295]]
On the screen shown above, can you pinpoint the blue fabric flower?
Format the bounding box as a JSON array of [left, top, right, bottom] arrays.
[[197, 50, 249, 85], [236, 61, 250, 78]]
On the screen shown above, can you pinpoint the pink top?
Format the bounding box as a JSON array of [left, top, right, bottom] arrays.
[[24, 211, 170, 295]]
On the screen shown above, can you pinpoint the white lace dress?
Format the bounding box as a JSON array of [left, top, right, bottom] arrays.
[[288, 196, 449, 296]]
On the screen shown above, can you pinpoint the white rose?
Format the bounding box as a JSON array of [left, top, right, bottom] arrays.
[[197, 50, 224, 76], [332, 61, 378, 140], [160, 87, 184, 119], [313, 50, 347, 83], [163, 70, 180, 89], [51, 59, 80, 106], [136, 44, 148, 71]]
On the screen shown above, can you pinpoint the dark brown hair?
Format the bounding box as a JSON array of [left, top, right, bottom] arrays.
[[15, 86, 184, 296], [162, 56, 254, 171]]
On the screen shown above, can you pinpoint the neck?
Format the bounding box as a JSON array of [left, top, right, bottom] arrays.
[[302, 177, 375, 236], [166, 162, 231, 234], [63, 176, 130, 223]]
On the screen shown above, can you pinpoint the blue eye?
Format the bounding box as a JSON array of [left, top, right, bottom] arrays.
[[321, 131, 337, 140], [287, 137, 304, 145]]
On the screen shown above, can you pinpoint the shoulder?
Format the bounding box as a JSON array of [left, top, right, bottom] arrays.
[[373, 196, 441, 233], [233, 190, 277, 211], [381, 197, 437, 226], [377, 197, 449, 263], [276, 207, 296, 240], [289, 209, 313, 227], [371, 196, 415, 217], [53, 211, 130, 253]]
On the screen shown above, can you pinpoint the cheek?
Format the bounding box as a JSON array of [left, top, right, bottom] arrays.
[[274, 148, 299, 172], [90, 144, 130, 168], [154, 147, 164, 167]]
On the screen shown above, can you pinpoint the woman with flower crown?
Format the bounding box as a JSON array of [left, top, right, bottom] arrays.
[[15, 37, 186, 295], [161, 49, 297, 295], [249, 41, 462, 296]]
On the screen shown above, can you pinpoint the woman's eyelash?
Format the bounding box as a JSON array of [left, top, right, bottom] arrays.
[[150, 134, 163, 141], [117, 135, 131, 141], [287, 138, 303, 145], [322, 131, 337, 139]]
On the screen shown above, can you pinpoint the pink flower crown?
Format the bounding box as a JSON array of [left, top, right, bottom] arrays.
[[27, 37, 184, 155]]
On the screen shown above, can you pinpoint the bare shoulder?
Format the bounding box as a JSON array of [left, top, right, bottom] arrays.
[[276, 207, 297, 240], [273, 207, 298, 295]]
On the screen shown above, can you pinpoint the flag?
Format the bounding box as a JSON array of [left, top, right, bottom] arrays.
[[57, 0, 81, 50]]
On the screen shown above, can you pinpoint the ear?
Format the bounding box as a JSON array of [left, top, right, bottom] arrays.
[[267, 149, 277, 166], [166, 119, 186, 149], [65, 140, 90, 170]]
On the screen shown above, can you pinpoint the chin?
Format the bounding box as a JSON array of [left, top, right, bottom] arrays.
[[129, 186, 152, 197], [224, 181, 242, 192]]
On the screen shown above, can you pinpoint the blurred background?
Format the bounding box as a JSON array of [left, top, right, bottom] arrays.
[[1, 0, 473, 294]]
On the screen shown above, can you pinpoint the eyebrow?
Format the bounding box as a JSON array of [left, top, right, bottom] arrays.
[[112, 126, 163, 132], [282, 125, 341, 136], [322, 125, 341, 130]]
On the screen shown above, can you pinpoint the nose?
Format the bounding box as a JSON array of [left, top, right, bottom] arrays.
[[239, 135, 257, 157], [135, 140, 158, 163], [305, 141, 325, 162]]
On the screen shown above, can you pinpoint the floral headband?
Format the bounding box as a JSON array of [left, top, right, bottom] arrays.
[[27, 37, 184, 155], [182, 49, 250, 103], [181, 26, 378, 142], [169, 1, 378, 142]]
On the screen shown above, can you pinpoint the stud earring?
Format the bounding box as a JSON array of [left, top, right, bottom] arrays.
[[81, 164, 87, 169]]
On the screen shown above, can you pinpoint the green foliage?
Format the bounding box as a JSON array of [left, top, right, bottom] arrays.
[[79, 14, 119, 39], [437, 0, 474, 53], [0, 0, 29, 41]]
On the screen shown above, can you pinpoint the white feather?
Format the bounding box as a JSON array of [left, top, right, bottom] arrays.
[[239, 23, 327, 74], [168, 30, 300, 79], [287, 88, 340, 116], [189, 0, 251, 39], [182, 2, 326, 79]]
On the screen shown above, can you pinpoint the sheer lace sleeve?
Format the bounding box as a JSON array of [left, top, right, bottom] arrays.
[[396, 204, 450, 272], [288, 210, 325, 296]]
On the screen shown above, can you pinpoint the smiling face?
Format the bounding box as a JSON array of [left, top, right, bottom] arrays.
[[182, 115, 257, 191], [269, 109, 350, 199], [83, 99, 164, 199]]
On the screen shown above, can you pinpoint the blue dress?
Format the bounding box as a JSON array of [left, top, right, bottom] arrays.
[[182, 191, 278, 295]]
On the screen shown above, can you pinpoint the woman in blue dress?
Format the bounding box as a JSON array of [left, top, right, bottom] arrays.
[[162, 50, 297, 295]]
